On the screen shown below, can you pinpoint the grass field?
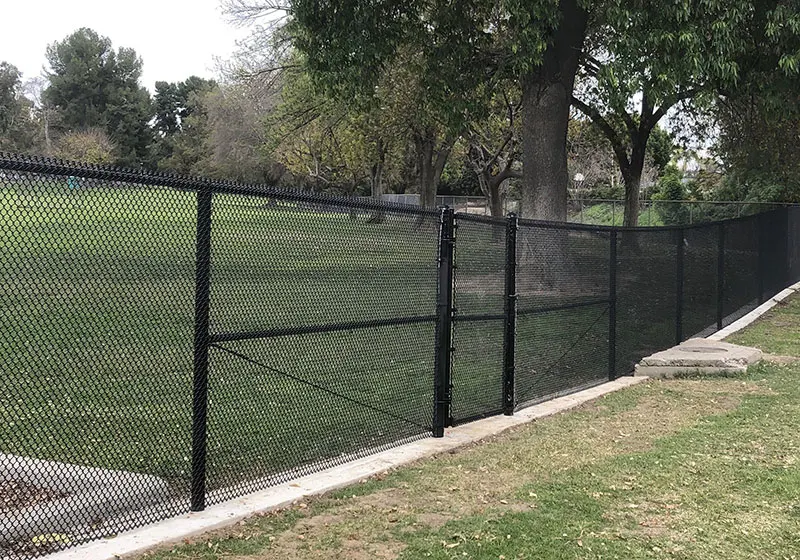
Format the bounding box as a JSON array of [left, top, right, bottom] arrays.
[[571, 202, 664, 226], [0, 181, 618, 500], [0, 181, 445, 496], [0, 175, 770, 537], [727, 295, 800, 355], [570, 201, 766, 227], [135, 295, 800, 560]]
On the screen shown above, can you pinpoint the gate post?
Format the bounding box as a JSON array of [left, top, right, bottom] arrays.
[[433, 207, 455, 437], [190, 187, 213, 511], [502, 213, 518, 415]]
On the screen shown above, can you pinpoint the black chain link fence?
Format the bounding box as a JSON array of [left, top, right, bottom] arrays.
[[1, 153, 798, 557]]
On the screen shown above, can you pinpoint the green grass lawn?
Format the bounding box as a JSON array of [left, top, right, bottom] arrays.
[[570, 202, 664, 226], [727, 295, 800, 356], [134, 295, 800, 560], [0, 180, 623, 501], [570, 201, 767, 227], [0, 180, 754, 488], [0, 182, 443, 495]]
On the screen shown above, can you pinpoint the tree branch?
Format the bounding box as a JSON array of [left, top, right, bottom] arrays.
[[571, 95, 631, 168], [651, 88, 698, 125]]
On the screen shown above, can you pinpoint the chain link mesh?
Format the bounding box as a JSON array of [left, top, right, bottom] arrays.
[[450, 215, 506, 423], [513, 223, 611, 406]]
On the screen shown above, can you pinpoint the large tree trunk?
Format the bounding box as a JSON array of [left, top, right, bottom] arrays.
[[414, 128, 452, 209], [488, 177, 504, 217], [622, 172, 641, 227], [476, 169, 505, 218], [520, 0, 588, 221], [622, 143, 646, 227]]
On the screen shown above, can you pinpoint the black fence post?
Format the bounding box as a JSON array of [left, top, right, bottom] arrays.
[[675, 228, 685, 345], [717, 223, 725, 331], [433, 206, 455, 437], [758, 213, 766, 304], [502, 213, 517, 416], [608, 230, 617, 381], [190, 187, 213, 511]]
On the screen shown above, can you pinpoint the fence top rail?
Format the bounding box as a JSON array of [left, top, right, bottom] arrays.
[[0, 151, 441, 217], [570, 198, 800, 206], [517, 206, 785, 233], [2, 152, 789, 227]]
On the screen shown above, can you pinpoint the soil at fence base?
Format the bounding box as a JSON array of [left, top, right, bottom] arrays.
[[0, 481, 71, 558], [0, 481, 67, 513]]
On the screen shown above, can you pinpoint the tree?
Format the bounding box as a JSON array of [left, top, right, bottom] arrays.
[[0, 62, 38, 153], [160, 90, 212, 175], [264, 53, 451, 204], [266, 66, 392, 195], [567, 118, 624, 198], [652, 164, 689, 225], [715, 84, 800, 202], [572, 0, 800, 226], [22, 76, 55, 155], [230, 0, 799, 221], [152, 76, 218, 167], [44, 28, 153, 165], [228, 0, 588, 217], [467, 89, 522, 217], [203, 78, 284, 183], [711, 5, 800, 203]]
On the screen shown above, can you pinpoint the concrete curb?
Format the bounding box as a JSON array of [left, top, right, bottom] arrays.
[[43, 376, 646, 560], [708, 281, 800, 341]]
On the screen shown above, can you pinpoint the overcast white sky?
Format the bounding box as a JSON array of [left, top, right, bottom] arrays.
[[0, 0, 250, 92]]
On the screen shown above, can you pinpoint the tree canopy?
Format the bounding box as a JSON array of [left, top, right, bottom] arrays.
[[0, 62, 38, 153], [236, 0, 799, 218], [44, 28, 153, 165]]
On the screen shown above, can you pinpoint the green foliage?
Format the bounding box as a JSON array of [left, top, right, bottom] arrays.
[[265, 57, 436, 195], [44, 28, 153, 166], [653, 164, 684, 201], [201, 81, 282, 183], [716, 168, 800, 203], [0, 62, 39, 152], [286, 0, 560, 132], [646, 126, 674, 173], [712, 14, 800, 203], [652, 164, 690, 224], [152, 76, 218, 169], [574, 0, 799, 224]]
